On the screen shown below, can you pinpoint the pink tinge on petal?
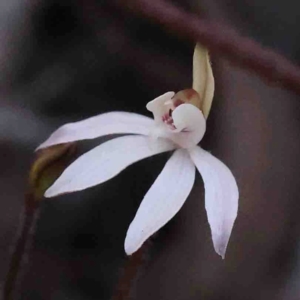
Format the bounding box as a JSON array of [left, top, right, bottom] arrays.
[[146, 92, 175, 122], [162, 112, 176, 130], [161, 100, 184, 130], [159, 104, 206, 148]]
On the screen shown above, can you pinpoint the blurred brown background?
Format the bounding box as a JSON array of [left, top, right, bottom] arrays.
[[1, 0, 300, 299]]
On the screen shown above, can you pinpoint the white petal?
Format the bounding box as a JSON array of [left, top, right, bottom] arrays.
[[164, 104, 206, 148], [146, 92, 175, 122], [37, 112, 154, 150], [192, 44, 215, 119], [45, 135, 176, 197], [125, 149, 195, 255], [189, 146, 238, 258]]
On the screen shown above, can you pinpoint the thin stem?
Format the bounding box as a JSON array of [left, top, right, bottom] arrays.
[[3, 143, 76, 300], [112, 241, 152, 300], [3, 194, 40, 300]]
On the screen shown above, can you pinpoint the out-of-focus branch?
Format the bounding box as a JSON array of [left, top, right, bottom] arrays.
[[112, 0, 300, 95]]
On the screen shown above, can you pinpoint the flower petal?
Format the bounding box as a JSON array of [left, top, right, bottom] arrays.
[[192, 44, 215, 119], [189, 146, 238, 258], [125, 149, 195, 255], [166, 104, 206, 148], [37, 112, 154, 150], [146, 91, 175, 122], [45, 135, 176, 197]]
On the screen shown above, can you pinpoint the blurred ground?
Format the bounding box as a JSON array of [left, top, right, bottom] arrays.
[[1, 0, 300, 299]]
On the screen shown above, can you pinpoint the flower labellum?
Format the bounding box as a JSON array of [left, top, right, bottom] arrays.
[[36, 44, 238, 258]]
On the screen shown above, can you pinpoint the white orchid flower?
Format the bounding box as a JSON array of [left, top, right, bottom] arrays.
[[36, 45, 238, 258]]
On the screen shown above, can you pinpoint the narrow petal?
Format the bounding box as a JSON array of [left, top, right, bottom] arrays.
[[125, 149, 195, 255], [192, 44, 215, 119], [146, 92, 175, 122], [163, 104, 206, 148], [37, 112, 154, 150], [45, 135, 176, 197], [189, 146, 238, 258]]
